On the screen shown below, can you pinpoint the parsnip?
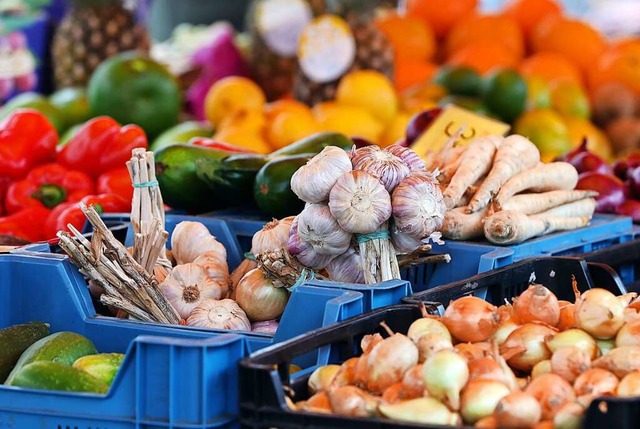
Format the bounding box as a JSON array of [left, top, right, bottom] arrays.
[[494, 162, 579, 209], [468, 135, 540, 213], [442, 135, 502, 209], [499, 190, 599, 215], [442, 206, 490, 240], [536, 198, 597, 219], [484, 210, 590, 245]]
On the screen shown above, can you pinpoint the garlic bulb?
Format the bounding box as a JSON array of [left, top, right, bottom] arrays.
[[186, 298, 251, 331], [392, 173, 446, 240], [171, 221, 227, 265], [193, 252, 231, 298], [251, 320, 279, 335], [390, 222, 423, 254], [351, 145, 411, 192], [235, 268, 289, 322], [288, 216, 335, 269], [160, 263, 225, 319], [329, 170, 392, 234], [297, 203, 352, 256], [326, 248, 365, 284], [251, 216, 295, 255], [291, 146, 352, 203], [384, 145, 427, 173]]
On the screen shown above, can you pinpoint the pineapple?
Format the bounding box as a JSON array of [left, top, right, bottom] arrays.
[[245, 0, 326, 101], [51, 0, 150, 89], [293, 0, 394, 106]]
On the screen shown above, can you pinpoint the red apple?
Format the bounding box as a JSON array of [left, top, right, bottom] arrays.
[[616, 200, 640, 221], [576, 172, 626, 213]]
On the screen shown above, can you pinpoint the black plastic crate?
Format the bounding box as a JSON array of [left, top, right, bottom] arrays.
[[238, 257, 633, 429], [582, 237, 640, 293]]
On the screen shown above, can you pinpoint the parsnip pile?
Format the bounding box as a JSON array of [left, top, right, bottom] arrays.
[[292, 283, 640, 428], [432, 134, 598, 245]]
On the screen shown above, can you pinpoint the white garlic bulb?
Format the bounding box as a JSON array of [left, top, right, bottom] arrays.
[[392, 173, 446, 240], [384, 145, 427, 172], [390, 222, 423, 254], [351, 145, 411, 192], [160, 263, 225, 319], [328, 170, 392, 234], [297, 203, 352, 256], [171, 221, 227, 265], [291, 146, 353, 203], [326, 248, 365, 284], [288, 216, 335, 269], [193, 251, 231, 298], [251, 216, 295, 255], [186, 298, 251, 331]]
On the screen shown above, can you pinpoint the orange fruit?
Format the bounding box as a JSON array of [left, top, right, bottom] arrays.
[[204, 76, 266, 127], [213, 127, 273, 154], [266, 108, 320, 150], [336, 70, 398, 124], [446, 41, 520, 75], [375, 12, 436, 61], [380, 112, 412, 147], [264, 99, 311, 123], [518, 52, 583, 86], [502, 0, 563, 40], [445, 15, 525, 60], [406, 0, 477, 39], [394, 60, 438, 92], [531, 17, 607, 75], [314, 104, 384, 144], [589, 40, 640, 97]]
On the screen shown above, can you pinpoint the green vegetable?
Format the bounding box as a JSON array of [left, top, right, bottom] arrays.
[[269, 132, 353, 158], [10, 361, 109, 393], [73, 353, 125, 386], [0, 322, 50, 383]]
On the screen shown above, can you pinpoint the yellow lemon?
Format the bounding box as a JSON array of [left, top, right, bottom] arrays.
[[316, 104, 384, 144], [513, 109, 570, 162], [213, 127, 273, 154], [381, 112, 412, 147], [525, 76, 551, 110], [550, 80, 590, 119], [204, 76, 266, 127], [336, 70, 398, 124], [563, 116, 614, 161]]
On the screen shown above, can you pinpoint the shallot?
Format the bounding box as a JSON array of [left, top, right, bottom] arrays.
[[525, 373, 576, 420], [547, 328, 598, 359], [513, 284, 560, 326], [616, 370, 640, 397], [442, 296, 500, 343], [550, 346, 591, 383], [494, 391, 542, 428], [592, 345, 640, 377], [460, 379, 510, 424], [552, 401, 584, 429], [308, 365, 340, 394], [364, 333, 419, 393], [574, 368, 618, 406], [574, 288, 625, 339], [423, 349, 469, 410], [378, 397, 461, 425], [501, 323, 556, 371]]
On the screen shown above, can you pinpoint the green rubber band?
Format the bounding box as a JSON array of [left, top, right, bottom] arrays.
[[356, 230, 390, 244], [244, 252, 256, 261], [132, 180, 159, 188], [286, 268, 315, 293]]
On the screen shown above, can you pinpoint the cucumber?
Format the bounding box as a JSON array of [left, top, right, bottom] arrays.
[[10, 361, 109, 393], [0, 322, 50, 383], [4, 331, 97, 385], [72, 353, 125, 386], [269, 132, 353, 158]]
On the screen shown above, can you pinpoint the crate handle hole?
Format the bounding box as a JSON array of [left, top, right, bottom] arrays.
[[598, 400, 608, 414]]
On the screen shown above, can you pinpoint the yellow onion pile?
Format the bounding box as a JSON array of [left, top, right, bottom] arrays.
[[291, 282, 640, 427]]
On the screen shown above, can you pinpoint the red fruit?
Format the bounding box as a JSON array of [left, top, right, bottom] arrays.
[[616, 200, 640, 221], [351, 137, 375, 148], [405, 108, 443, 144], [561, 137, 588, 162], [576, 172, 626, 213], [627, 166, 640, 200]]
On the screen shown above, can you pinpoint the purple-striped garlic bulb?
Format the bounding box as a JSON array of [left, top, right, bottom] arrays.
[[351, 145, 411, 192], [392, 172, 446, 240]]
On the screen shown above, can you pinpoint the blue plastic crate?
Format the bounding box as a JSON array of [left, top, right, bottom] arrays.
[[0, 252, 364, 428], [303, 279, 413, 312], [404, 214, 638, 292]]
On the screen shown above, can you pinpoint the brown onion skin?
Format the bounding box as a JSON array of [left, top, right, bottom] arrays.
[[513, 284, 561, 327], [574, 368, 618, 406], [525, 373, 576, 420], [443, 296, 500, 343], [501, 323, 556, 372], [468, 357, 508, 385], [494, 391, 542, 429]]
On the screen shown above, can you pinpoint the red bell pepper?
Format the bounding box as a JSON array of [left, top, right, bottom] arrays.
[[0, 205, 50, 242], [4, 163, 95, 214], [0, 109, 58, 179], [97, 167, 133, 204], [190, 137, 255, 153], [43, 193, 130, 238], [57, 116, 148, 179]]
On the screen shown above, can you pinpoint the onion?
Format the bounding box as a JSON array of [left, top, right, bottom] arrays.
[[454, 342, 491, 362], [378, 397, 461, 425], [491, 320, 519, 346], [574, 288, 625, 339], [597, 338, 615, 356], [501, 323, 556, 371], [553, 401, 585, 429], [235, 269, 289, 322], [327, 385, 379, 417], [407, 317, 451, 343], [308, 365, 340, 394], [251, 319, 279, 335], [593, 345, 640, 378], [513, 284, 560, 326], [494, 391, 542, 428], [442, 296, 500, 343], [299, 391, 332, 414], [576, 171, 625, 213], [460, 379, 510, 424], [547, 329, 598, 359], [332, 357, 359, 387], [468, 357, 509, 385], [525, 373, 576, 420], [616, 370, 640, 397], [416, 333, 453, 362], [401, 364, 425, 398], [365, 334, 419, 393], [532, 360, 552, 378], [533, 421, 554, 429], [558, 302, 576, 331], [551, 347, 591, 383], [381, 382, 405, 404], [423, 349, 469, 410], [616, 318, 640, 348], [474, 416, 498, 428], [574, 368, 618, 406]]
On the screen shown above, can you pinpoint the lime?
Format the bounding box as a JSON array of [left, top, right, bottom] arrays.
[[438, 95, 491, 116], [88, 52, 181, 138], [151, 121, 214, 152], [514, 109, 570, 162], [50, 87, 92, 128], [550, 80, 590, 119], [0, 92, 66, 134], [525, 76, 551, 110], [433, 66, 482, 97], [482, 68, 527, 123]]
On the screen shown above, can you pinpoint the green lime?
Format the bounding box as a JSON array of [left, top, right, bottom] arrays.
[[151, 121, 214, 152], [513, 109, 571, 162], [525, 76, 552, 110], [550, 80, 591, 119], [482, 68, 527, 123], [50, 87, 92, 128], [88, 52, 181, 139], [438, 95, 491, 116], [433, 66, 483, 97], [0, 92, 66, 134]]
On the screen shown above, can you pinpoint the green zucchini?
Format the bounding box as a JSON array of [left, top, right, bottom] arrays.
[[0, 321, 50, 383], [72, 353, 125, 386], [4, 331, 97, 385], [269, 132, 352, 158], [10, 361, 109, 393]]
